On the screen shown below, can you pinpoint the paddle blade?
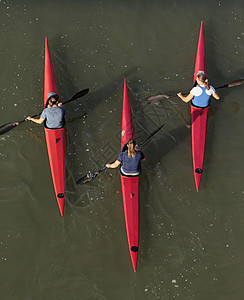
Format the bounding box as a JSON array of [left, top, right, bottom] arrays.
[[76, 167, 106, 184], [71, 88, 89, 100], [146, 94, 169, 103], [76, 171, 98, 185], [227, 79, 244, 88], [64, 88, 89, 105], [0, 122, 19, 135]]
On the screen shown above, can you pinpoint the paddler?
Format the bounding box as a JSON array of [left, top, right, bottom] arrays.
[[177, 72, 220, 107], [106, 138, 145, 176], [25, 93, 66, 129]]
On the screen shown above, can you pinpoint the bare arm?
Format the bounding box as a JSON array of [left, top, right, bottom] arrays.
[[106, 160, 121, 169], [213, 91, 220, 100], [177, 92, 194, 103], [26, 116, 44, 124]]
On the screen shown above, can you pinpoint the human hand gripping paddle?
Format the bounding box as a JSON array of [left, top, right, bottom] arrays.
[[0, 88, 89, 135], [76, 123, 165, 185], [145, 79, 244, 103]]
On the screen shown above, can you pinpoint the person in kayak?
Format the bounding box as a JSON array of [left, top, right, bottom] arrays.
[[177, 72, 220, 107], [106, 138, 145, 176], [25, 93, 66, 129]]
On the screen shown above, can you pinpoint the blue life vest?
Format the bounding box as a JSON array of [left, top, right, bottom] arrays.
[[191, 86, 210, 108]]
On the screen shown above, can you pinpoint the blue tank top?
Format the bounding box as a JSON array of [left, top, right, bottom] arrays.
[[191, 86, 210, 108]]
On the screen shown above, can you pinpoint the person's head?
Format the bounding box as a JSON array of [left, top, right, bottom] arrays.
[[196, 73, 210, 90], [47, 94, 59, 107], [127, 138, 136, 158]]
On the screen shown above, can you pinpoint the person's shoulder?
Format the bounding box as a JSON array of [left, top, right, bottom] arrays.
[[121, 149, 128, 153], [137, 150, 145, 159], [190, 86, 198, 92], [53, 106, 65, 111], [40, 108, 48, 118], [191, 86, 202, 96], [117, 151, 125, 161], [136, 150, 144, 156], [206, 86, 215, 94], [42, 107, 48, 113], [191, 86, 201, 91], [60, 106, 66, 112]]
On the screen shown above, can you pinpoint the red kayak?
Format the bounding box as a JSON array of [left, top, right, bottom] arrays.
[[120, 78, 140, 272], [191, 21, 208, 192], [44, 38, 65, 216]]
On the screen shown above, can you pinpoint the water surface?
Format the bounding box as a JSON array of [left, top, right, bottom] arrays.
[[0, 1, 243, 299]]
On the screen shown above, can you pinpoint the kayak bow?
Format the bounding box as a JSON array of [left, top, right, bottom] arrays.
[[44, 38, 65, 216], [120, 78, 140, 272], [191, 21, 208, 191]]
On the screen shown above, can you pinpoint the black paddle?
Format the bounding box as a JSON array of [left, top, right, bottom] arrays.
[[0, 88, 89, 135], [76, 123, 165, 185], [146, 79, 244, 103]]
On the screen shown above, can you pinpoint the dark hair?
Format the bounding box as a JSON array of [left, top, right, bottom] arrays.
[[197, 73, 210, 90], [47, 94, 59, 107], [127, 138, 136, 158]]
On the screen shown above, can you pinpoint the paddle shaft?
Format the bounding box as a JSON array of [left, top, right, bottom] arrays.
[[77, 123, 164, 184], [30, 89, 89, 120], [138, 124, 164, 146], [163, 82, 240, 100], [147, 78, 244, 102], [0, 88, 89, 135]]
